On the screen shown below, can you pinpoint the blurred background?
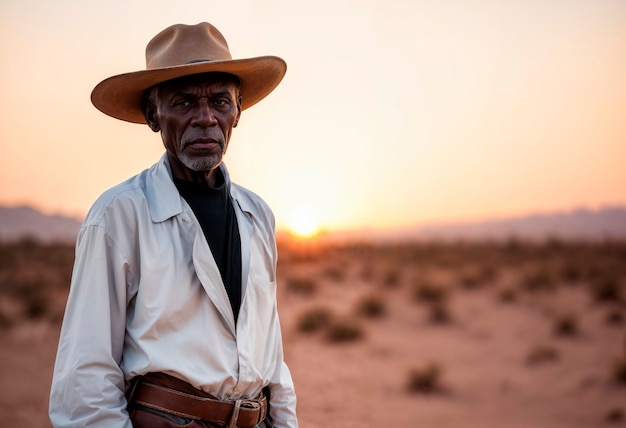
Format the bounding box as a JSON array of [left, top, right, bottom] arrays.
[[0, 1, 625, 427]]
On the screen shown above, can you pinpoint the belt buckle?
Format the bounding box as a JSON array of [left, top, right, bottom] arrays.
[[242, 397, 264, 426], [228, 398, 263, 428], [240, 398, 261, 411]]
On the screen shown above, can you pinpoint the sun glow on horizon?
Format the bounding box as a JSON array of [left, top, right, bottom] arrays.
[[285, 213, 321, 239]]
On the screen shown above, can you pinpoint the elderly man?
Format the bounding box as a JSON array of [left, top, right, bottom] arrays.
[[49, 22, 298, 428]]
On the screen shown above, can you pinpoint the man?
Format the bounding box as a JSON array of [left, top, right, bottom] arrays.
[[49, 22, 298, 428]]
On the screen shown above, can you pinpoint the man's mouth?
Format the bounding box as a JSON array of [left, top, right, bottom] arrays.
[[185, 138, 222, 151]]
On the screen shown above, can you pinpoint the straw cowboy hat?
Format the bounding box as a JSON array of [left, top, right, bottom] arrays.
[[91, 22, 287, 124]]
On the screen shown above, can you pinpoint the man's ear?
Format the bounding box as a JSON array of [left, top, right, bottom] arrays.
[[143, 102, 161, 133], [233, 95, 243, 128]]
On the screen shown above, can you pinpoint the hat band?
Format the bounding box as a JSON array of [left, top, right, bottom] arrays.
[[186, 59, 215, 64]]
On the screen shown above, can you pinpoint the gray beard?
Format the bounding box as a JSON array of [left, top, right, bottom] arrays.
[[178, 152, 223, 172]]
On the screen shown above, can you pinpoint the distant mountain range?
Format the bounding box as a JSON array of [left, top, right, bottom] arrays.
[[407, 206, 626, 242], [314, 206, 626, 243], [1, 204, 626, 244], [0, 205, 83, 243]]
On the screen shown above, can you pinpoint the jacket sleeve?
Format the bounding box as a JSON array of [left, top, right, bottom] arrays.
[[49, 224, 133, 428], [265, 207, 299, 428], [268, 359, 299, 428]]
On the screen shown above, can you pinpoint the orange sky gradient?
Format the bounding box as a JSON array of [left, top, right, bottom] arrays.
[[1, 0, 625, 236]]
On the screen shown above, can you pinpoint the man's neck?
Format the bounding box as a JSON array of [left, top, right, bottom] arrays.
[[167, 153, 218, 187]]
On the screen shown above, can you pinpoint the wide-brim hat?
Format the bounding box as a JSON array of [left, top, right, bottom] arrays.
[[91, 22, 287, 124]]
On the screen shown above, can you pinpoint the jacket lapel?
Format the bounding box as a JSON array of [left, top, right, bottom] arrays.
[[191, 225, 237, 334], [233, 197, 252, 300]]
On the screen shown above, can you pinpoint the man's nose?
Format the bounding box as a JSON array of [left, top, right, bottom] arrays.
[[192, 99, 217, 126]]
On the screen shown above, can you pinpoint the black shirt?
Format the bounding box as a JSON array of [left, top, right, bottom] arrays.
[[174, 172, 242, 322]]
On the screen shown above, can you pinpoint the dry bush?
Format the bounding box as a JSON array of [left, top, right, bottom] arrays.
[[458, 264, 498, 290], [412, 280, 448, 305], [590, 275, 623, 304], [296, 306, 334, 333], [583, 246, 626, 287], [322, 263, 347, 282], [497, 287, 517, 303], [325, 317, 364, 343], [558, 261, 585, 284], [526, 344, 560, 365], [380, 268, 401, 289], [0, 245, 16, 270], [0, 240, 74, 324], [9, 277, 47, 319], [285, 277, 317, 296], [355, 293, 386, 318], [458, 269, 482, 290], [406, 363, 444, 394], [0, 310, 12, 329], [613, 337, 626, 386], [522, 266, 557, 293], [605, 308, 624, 325], [613, 358, 626, 386], [553, 313, 580, 337], [427, 302, 453, 324], [604, 407, 624, 424]]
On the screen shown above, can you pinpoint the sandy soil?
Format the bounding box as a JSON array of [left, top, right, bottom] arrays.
[[277, 250, 626, 428], [1, 241, 625, 427]]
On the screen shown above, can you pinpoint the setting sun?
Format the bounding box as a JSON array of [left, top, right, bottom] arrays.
[[286, 214, 321, 239]]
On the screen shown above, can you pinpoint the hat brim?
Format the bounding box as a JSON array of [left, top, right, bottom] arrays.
[[91, 56, 286, 124]]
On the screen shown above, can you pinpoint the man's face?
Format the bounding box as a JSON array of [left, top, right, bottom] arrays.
[[145, 73, 242, 179]]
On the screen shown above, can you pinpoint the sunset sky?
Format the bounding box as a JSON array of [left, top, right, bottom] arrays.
[[1, 0, 625, 235]]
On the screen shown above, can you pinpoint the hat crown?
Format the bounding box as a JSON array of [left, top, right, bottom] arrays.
[[146, 22, 233, 70]]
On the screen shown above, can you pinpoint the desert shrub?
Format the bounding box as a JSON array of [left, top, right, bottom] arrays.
[[0, 241, 76, 326], [523, 266, 557, 292], [458, 264, 498, 290], [553, 313, 580, 337], [0, 241, 74, 291], [285, 277, 317, 296], [605, 407, 624, 424], [4, 276, 47, 319], [0, 245, 16, 269], [0, 310, 13, 329], [355, 293, 386, 318], [559, 261, 585, 283], [458, 270, 482, 290], [323, 264, 346, 282], [525, 344, 560, 365], [412, 280, 447, 305], [381, 269, 401, 289], [296, 306, 333, 333], [605, 308, 624, 325], [613, 337, 626, 386], [428, 302, 453, 325], [497, 287, 517, 303], [326, 318, 364, 343], [613, 357, 626, 385], [590, 275, 623, 304], [406, 363, 444, 394]]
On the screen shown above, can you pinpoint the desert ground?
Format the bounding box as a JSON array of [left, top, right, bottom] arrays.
[[1, 237, 625, 427]]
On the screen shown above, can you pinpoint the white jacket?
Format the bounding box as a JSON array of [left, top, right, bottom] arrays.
[[49, 154, 298, 427]]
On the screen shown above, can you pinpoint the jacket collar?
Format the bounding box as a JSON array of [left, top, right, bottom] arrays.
[[145, 153, 253, 223]]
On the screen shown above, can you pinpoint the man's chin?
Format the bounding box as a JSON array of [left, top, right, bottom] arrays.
[[181, 157, 223, 173]]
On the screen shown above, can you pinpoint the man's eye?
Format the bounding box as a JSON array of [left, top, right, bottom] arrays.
[[213, 98, 230, 107], [173, 99, 192, 107]]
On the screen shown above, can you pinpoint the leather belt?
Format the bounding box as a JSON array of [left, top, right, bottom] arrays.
[[128, 377, 267, 428]]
